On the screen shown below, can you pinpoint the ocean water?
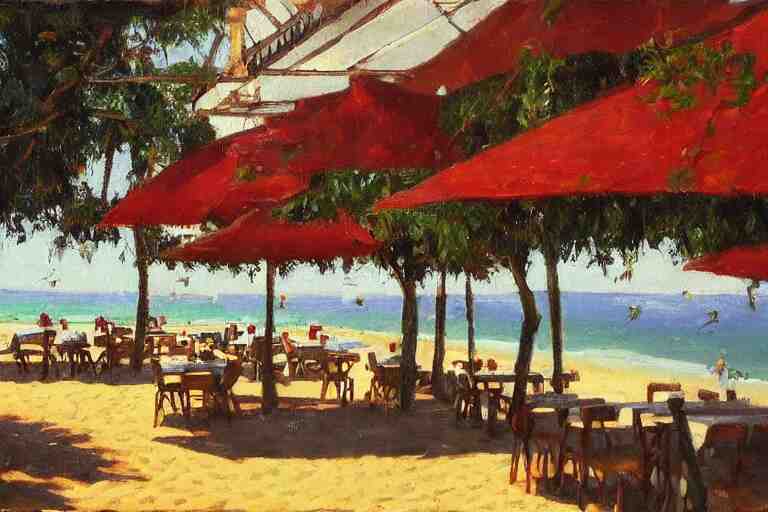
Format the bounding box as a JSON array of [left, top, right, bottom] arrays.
[[1, 289, 767, 380]]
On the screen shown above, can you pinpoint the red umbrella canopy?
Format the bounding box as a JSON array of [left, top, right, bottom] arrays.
[[401, 0, 756, 95], [684, 244, 768, 281], [227, 76, 458, 174], [161, 209, 381, 265], [375, 10, 768, 211], [101, 76, 458, 228]]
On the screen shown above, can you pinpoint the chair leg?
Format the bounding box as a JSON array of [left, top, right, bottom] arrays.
[[348, 378, 354, 403], [230, 392, 242, 416], [510, 440, 521, 484], [320, 375, 329, 400], [169, 391, 178, 412], [524, 442, 532, 494], [154, 390, 162, 428], [616, 474, 625, 512]]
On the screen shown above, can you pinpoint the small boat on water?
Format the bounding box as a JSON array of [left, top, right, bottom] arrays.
[[342, 277, 360, 305], [167, 291, 215, 302]]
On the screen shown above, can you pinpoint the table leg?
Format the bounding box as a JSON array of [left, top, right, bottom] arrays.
[[41, 340, 50, 381], [68, 350, 77, 378], [486, 390, 500, 437]]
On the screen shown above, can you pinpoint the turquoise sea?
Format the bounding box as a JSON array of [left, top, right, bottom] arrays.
[[1, 289, 767, 380]]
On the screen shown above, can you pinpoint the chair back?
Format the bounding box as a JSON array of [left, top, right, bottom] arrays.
[[456, 371, 474, 392], [308, 324, 322, 340], [580, 404, 620, 425], [647, 382, 682, 402], [150, 358, 165, 386], [553, 370, 580, 390], [367, 351, 378, 371], [702, 423, 748, 449], [698, 389, 720, 402], [181, 372, 216, 392], [113, 326, 133, 338], [528, 373, 545, 394], [750, 423, 768, 454], [220, 359, 242, 391], [281, 334, 296, 355]]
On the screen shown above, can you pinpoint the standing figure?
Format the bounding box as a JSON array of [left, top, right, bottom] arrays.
[[711, 350, 734, 399]]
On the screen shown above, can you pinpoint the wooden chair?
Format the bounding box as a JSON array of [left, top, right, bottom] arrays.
[[180, 372, 217, 424], [214, 359, 243, 423], [647, 382, 681, 403], [365, 352, 385, 405], [551, 370, 580, 392], [56, 342, 97, 378], [320, 353, 356, 405], [247, 336, 286, 381], [562, 404, 644, 510], [151, 359, 185, 427], [280, 335, 300, 378], [151, 334, 177, 356], [707, 422, 768, 511], [364, 352, 399, 411], [510, 404, 564, 495], [454, 371, 482, 424], [698, 423, 748, 485]]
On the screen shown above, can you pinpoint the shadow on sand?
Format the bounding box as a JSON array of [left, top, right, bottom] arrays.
[[153, 395, 512, 461], [0, 414, 145, 510], [0, 360, 155, 386]]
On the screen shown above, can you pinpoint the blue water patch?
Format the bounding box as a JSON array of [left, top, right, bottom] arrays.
[[1, 289, 767, 380]]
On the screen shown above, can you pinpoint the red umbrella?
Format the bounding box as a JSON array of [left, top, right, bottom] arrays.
[[400, 0, 757, 95], [101, 77, 457, 227], [684, 244, 768, 281], [161, 208, 380, 414], [375, 10, 768, 210], [161, 209, 381, 265]]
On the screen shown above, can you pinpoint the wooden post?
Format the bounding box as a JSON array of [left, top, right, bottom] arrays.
[[225, 7, 248, 77], [261, 261, 277, 414], [667, 396, 707, 512]]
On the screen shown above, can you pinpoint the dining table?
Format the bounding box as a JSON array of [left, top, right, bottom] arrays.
[[11, 328, 58, 380], [472, 370, 545, 435], [54, 332, 96, 378], [320, 350, 361, 405], [160, 358, 228, 378], [607, 398, 767, 512]]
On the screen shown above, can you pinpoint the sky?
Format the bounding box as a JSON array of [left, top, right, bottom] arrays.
[[0, 25, 756, 298]]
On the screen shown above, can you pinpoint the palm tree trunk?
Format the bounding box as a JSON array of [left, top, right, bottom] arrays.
[[131, 226, 149, 371], [399, 278, 419, 411], [543, 243, 564, 393], [508, 252, 541, 414], [261, 261, 277, 414], [431, 270, 447, 401], [465, 274, 476, 367]]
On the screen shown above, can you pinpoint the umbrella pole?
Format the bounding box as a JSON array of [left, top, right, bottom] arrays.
[[262, 260, 277, 414]]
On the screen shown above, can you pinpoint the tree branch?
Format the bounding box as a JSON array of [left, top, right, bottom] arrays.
[[87, 74, 213, 85], [0, 112, 63, 144]]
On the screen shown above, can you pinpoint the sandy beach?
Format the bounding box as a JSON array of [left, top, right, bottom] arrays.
[[1, 321, 766, 511]]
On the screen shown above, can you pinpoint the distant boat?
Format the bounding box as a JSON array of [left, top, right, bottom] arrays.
[[342, 277, 358, 304], [355, 295, 365, 307], [168, 291, 213, 302]]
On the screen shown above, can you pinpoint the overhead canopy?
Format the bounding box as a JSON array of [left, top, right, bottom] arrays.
[[101, 77, 457, 227], [399, 0, 762, 95], [161, 209, 381, 265], [684, 244, 768, 281], [375, 9, 768, 210]]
